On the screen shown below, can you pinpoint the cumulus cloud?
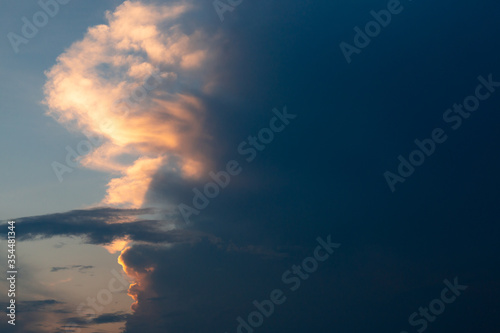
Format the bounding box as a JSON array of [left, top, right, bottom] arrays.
[[37, 1, 309, 332], [43, 0, 218, 208], [117, 241, 290, 332], [26, 0, 500, 332]]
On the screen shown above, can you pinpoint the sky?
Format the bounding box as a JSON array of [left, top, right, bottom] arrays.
[[1, 0, 500, 332]]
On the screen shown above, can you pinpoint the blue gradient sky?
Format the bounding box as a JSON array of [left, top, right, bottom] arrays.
[[0, 0, 123, 220]]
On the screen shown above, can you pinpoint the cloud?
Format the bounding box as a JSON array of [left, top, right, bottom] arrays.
[[103, 156, 165, 207], [37, 1, 333, 332], [50, 265, 94, 273], [117, 241, 290, 332], [43, 0, 219, 208], [26, 0, 500, 332], [63, 311, 129, 325], [91, 312, 130, 324], [0, 300, 67, 333], [59, 312, 129, 333], [18, 299, 64, 312], [9, 207, 218, 246]]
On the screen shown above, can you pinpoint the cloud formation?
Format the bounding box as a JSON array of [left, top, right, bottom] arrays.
[[23, 0, 500, 332], [10, 207, 217, 246], [117, 241, 289, 332], [50, 265, 94, 273], [0, 300, 67, 333], [36, 1, 349, 332], [44, 0, 218, 208]]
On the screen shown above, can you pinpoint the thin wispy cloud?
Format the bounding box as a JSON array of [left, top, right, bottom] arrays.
[[50, 265, 94, 273], [8, 207, 217, 246]]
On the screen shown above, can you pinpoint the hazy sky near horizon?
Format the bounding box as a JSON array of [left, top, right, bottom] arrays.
[[1, 0, 500, 332]]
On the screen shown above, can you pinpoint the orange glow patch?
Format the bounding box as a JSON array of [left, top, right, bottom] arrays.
[[104, 156, 165, 207], [103, 237, 130, 254], [182, 158, 204, 179], [118, 246, 158, 311]]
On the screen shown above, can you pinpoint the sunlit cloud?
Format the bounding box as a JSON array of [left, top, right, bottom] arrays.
[[118, 246, 157, 311], [103, 156, 165, 207], [103, 237, 131, 254], [43, 0, 217, 209]]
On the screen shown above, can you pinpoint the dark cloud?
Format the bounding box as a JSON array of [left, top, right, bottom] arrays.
[[17, 299, 63, 312], [6, 207, 218, 246], [120, 241, 293, 333], [91, 312, 129, 324], [62, 312, 129, 327], [50, 265, 94, 273], [123, 0, 500, 331], [0, 300, 66, 333]]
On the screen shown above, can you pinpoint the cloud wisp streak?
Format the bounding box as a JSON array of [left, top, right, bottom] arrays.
[[6, 207, 218, 246]]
